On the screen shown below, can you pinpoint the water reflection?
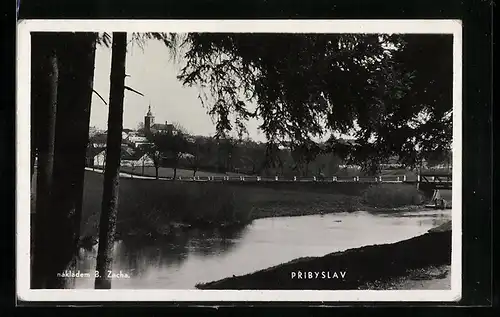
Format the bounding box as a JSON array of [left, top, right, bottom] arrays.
[[75, 225, 248, 288], [75, 209, 451, 289]]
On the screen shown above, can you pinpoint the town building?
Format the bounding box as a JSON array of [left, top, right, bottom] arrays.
[[87, 147, 155, 168], [144, 105, 175, 134]]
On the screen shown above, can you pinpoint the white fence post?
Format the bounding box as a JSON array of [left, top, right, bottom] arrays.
[[333, 176, 337, 182], [275, 176, 278, 181], [313, 176, 317, 181], [403, 175, 407, 182], [294, 176, 297, 181], [397, 176, 400, 182], [356, 176, 360, 182], [379, 176, 382, 182], [353, 176, 356, 181], [257, 176, 261, 181]]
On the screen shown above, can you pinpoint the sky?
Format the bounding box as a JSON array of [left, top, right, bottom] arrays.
[[89, 39, 267, 142]]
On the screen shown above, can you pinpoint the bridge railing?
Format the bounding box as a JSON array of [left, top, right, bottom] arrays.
[[160, 174, 412, 183], [418, 174, 452, 183], [97, 167, 418, 184]]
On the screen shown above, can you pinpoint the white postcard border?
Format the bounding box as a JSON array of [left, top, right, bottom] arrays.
[[16, 19, 462, 302]]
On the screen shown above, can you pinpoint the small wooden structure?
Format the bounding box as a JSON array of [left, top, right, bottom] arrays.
[[417, 172, 452, 191]]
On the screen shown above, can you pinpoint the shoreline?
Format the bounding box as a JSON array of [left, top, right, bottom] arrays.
[[246, 204, 434, 222], [32, 170, 450, 243], [77, 203, 437, 243], [196, 221, 452, 290], [358, 265, 451, 290]]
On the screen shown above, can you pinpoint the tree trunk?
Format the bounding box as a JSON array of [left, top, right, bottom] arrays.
[[31, 33, 59, 289], [95, 32, 127, 289], [155, 166, 159, 179], [173, 165, 178, 180], [43, 33, 97, 289]]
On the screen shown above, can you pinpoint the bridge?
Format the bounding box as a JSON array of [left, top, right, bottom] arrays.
[[416, 172, 452, 191], [88, 167, 453, 188]]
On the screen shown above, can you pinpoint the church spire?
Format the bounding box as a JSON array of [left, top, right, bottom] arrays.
[[147, 104, 153, 116]]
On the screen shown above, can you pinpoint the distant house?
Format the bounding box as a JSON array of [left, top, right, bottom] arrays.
[[88, 126, 103, 137], [338, 164, 362, 170], [127, 135, 149, 147], [86, 147, 105, 167], [87, 146, 155, 168], [150, 122, 175, 134], [91, 149, 107, 167], [121, 149, 155, 168], [89, 133, 107, 148], [179, 152, 195, 160], [379, 156, 404, 169]]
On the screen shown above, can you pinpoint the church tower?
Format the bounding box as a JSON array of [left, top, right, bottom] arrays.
[[144, 104, 155, 133]]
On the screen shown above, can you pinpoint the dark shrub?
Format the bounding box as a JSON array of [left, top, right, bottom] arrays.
[[362, 184, 424, 208]]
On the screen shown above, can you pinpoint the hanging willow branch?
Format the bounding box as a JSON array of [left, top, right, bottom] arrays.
[[92, 89, 108, 105], [124, 85, 144, 97]]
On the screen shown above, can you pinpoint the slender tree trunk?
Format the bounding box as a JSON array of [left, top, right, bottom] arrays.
[[31, 33, 59, 289], [155, 165, 159, 179], [173, 165, 178, 180], [42, 33, 97, 289], [72, 35, 97, 256], [95, 32, 127, 289]]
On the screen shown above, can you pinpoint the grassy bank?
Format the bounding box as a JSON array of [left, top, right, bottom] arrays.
[[361, 183, 425, 213], [32, 170, 429, 240], [196, 224, 452, 290], [79, 171, 370, 238], [358, 265, 451, 290]]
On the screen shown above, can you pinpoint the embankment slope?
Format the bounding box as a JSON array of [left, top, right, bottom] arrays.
[[197, 222, 452, 290]]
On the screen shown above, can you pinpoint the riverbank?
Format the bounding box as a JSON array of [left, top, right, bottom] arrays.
[[358, 265, 451, 290], [196, 222, 452, 290], [31, 170, 432, 241]]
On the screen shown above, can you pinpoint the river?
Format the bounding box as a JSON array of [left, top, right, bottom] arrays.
[[74, 209, 451, 289]]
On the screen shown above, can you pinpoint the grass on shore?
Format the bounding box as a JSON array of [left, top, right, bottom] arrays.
[[32, 170, 428, 240], [361, 184, 424, 209], [358, 265, 451, 290], [78, 171, 369, 238]]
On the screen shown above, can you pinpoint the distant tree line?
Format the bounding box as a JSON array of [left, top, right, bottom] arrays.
[[144, 128, 451, 178]]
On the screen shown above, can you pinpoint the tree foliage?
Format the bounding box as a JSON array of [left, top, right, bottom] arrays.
[[175, 33, 453, 172], [185, 136, 209, 176], [146, 125, 190, 179]]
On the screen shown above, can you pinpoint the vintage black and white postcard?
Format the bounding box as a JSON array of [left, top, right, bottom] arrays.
[[17, 19, 462, 302]]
